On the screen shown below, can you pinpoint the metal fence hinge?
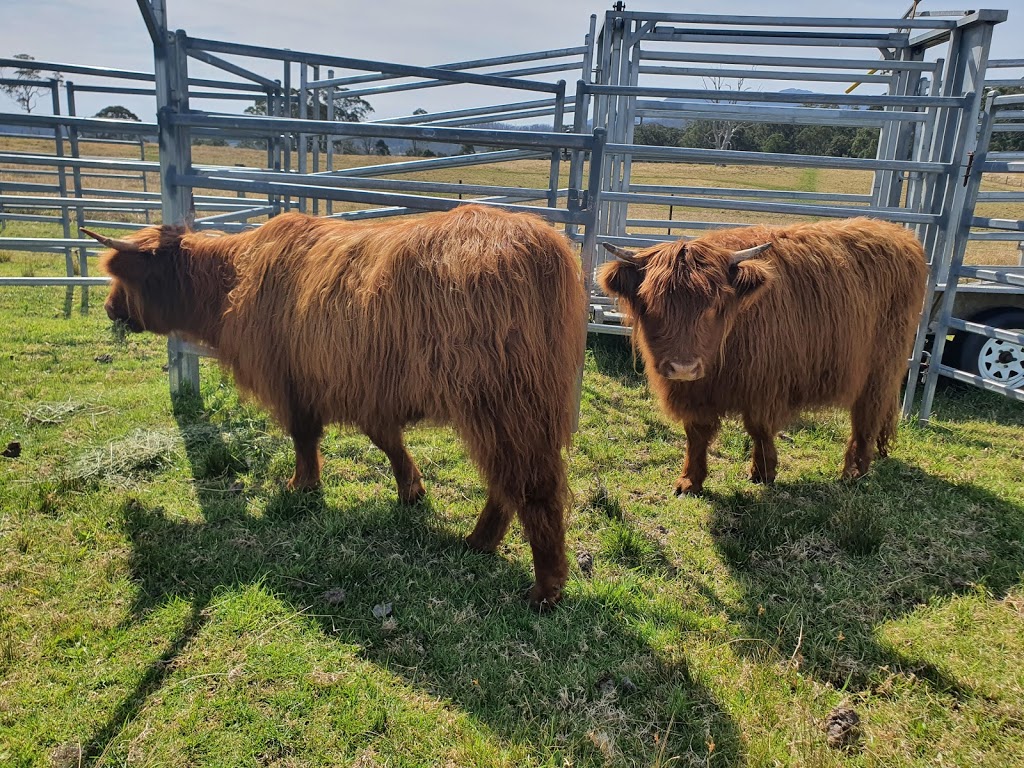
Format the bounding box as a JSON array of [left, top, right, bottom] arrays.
[[962, 151, 975, 186]]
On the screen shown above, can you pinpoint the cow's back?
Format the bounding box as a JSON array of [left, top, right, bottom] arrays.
[[220, 207, 586, 447]]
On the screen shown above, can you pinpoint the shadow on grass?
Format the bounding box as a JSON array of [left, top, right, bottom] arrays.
[[81, 390, 746, 767], [705, 458, 1024, 700], [588, 333, 646, 388], [588, 330, 1024, 703]]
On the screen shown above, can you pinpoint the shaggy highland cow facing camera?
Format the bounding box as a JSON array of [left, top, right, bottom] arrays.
[[599, 217, 928, 496], [84, 204, 586, 609]]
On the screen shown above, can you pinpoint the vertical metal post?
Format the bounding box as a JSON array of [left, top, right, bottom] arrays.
[[140, 137, 151, 224], [282, 59, 292, 211], [547, 80, 566, 208], [311, 64, 320, 215], [65, 81, 89, 312], [152, 3, 199, 396], [566, 80, 590, 242], [573, 127, 607, 432], [917, 93, 998, 423], [298, 62, 308, 213], [871, 52, 902, 208], [49, 81, 75, 283], [907, 59, 944, 247], [326, 70, 334, 216], [616, 18, 642, 238]]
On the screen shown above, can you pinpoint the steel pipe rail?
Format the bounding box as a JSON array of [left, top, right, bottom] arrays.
[[314, 149, 550, 179], [628, 185, 872, 203], [169, 112, 597, 151], [189, 167, 552, 200], [0, 277, 110, 286], [610, 12, 959, 28], [184, 37, 562, 94], [586, 84, 967, 109], [605, 143, 951, 173], [633, 100, 928, 127], [309, 46, 588, 90], [601, 190, 937, 225], [173, 172, 591, 226], [637, 49, 937, 71]]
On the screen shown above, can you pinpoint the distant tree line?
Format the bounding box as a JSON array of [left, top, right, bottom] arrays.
[[634, 117, 881, 159], [989, 86, 1024, 153]]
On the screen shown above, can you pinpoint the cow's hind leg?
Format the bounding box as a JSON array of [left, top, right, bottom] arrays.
[[366, 425, 425, 504], [675, 417, 721, 496], [843, 376, 900, 480], [743, 415, 779, 485], [517, 470, 569, 611], [466, 492, 514, 553], [287, 408, 324, 491], [473, 442, 568, 611]]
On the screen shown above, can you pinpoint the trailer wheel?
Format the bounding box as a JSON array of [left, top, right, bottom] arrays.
[[948, 308, 1024, 389]]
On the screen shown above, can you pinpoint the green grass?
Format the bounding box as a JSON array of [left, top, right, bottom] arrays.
[[1, 281, 1023, 766]]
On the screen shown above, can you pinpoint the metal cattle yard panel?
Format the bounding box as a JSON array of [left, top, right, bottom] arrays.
[[577, 9, 1007, 356], [0, 1, 608, 403], [1, 3, 1020, 420], [913, 57, 1024, 421], [573, 7, 1019, 421]]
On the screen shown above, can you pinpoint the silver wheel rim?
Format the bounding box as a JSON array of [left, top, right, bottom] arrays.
[[977, 328, 1024, 389]]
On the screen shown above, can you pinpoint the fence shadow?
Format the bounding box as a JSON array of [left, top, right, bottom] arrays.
[[82, 394, 745, 766]]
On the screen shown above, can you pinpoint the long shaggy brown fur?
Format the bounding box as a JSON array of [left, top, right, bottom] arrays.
[[98, 205, 587, 608], [599, 217, 927, 495]]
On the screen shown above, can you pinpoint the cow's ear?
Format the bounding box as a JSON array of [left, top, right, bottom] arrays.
[[729, 259, 775, 303], [100, 248, 154, 284], [598, 258, 643, 300]]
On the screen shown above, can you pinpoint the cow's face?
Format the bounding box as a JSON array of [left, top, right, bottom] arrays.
[[598, 239, 774, 381], [84, 227, 183, 336]]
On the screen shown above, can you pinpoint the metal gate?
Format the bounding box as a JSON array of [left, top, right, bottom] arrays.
[[576, 9, 1007, 369]]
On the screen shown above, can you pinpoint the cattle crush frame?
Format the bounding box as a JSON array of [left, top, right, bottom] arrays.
[[1, 3, 1021, 424]]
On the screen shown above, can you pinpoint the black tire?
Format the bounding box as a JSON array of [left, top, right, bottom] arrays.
[[944, 308, 1024, 389]]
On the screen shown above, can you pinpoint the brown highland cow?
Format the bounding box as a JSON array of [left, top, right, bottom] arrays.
[[84, 204, 586, 608], [599, 217, 927, 495]]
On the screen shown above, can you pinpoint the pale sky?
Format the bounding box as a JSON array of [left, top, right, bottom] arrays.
[[2, 0, 1021, 122]]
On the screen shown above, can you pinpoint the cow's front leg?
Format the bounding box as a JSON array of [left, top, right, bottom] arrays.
[[743, 417, 778, 485], [366, 425, 425, 504], [675, 418, 720, 496], [288, 416, 324, 491]]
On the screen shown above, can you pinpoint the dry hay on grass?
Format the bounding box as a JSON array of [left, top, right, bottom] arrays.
[[64, 428, 182, 486], [22, 399, 111, 425]]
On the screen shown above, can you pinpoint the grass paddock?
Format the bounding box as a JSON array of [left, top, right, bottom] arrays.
[[0, 279, 1022, 766]]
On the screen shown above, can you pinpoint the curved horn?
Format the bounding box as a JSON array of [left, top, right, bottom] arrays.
[[729, 242, 772, 265], [80, 227, 138, 252], [602, 242, 645, 266]]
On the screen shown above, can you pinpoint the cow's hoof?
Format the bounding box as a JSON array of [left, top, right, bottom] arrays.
[[674, 478, 702, 497], [841, 466, 867, 481], [749, 471, 776, 485], [527, 584, 563, 612], [286, 476, 321, 493], [398, 477, 426, 505], [464, 532, 498, 554]]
